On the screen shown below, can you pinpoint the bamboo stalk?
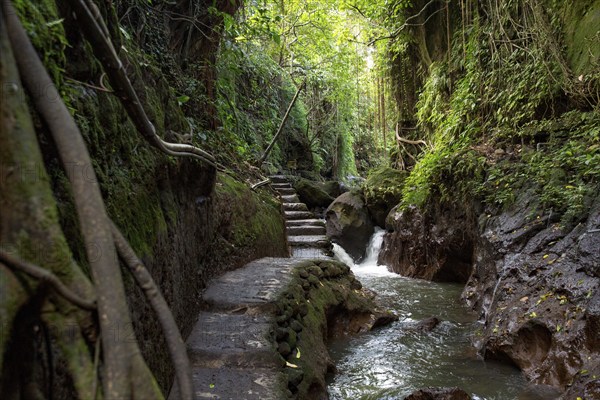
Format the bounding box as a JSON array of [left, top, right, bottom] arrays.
[[258, 80, 306, 166]]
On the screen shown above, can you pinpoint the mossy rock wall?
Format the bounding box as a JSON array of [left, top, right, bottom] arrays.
[[559, 0, 600, 75], [293, 178, 336, 209], [363, 167, 408, 228], [11, 0, 288, 393]]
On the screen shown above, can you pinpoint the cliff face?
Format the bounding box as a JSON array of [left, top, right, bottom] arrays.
[[380, 0, 600, 397], [380, 190, 599, 397], [2, 0, 287, 395]]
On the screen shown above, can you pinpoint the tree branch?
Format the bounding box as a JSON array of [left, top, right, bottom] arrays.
[[368, 0, 448, 45], [396, 135, 428, 146], [251, 179, 271, 191], [258, 80, 306, 165]]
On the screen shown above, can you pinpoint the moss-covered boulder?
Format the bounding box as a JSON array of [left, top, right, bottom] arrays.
[[274, 259, 396, 399], [293, 178, 335, 209], [321, 180, 344, 198], [214, 174, 288, 263], [325, 191, 374, 262], [363, 166, 407, 228]]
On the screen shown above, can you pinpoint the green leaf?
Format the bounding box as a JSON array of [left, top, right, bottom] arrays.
[[46, 19, 64, 28]]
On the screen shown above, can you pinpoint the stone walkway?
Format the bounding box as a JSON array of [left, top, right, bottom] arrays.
[[169, 175, 333, 399], [270, 175, 332, 259]]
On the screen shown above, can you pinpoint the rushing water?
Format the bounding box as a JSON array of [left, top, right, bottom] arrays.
[[327, 228, 528, 400]]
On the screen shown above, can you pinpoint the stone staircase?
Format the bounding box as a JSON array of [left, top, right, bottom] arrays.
[[269, 175, 332, 259], [168, 175, 334, 399]]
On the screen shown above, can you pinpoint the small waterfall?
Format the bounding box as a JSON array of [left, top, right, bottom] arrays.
[[332, 227, 396, 276], [331, 243, 356, 267], [328, 230, 527, 400], [362, 227, 386, 266]]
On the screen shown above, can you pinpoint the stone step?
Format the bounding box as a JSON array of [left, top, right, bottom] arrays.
[[275, 187, 296, 196], [185, 312, 279, 368], [291, 246, 332, 259], [271, 182, 292, 189], [281, 194, 300, 203], [286, 225, 326, 236], [169, 366, 284, 400], [283, 202, 308, 212], [284, 210, 314, 220], [202, 258, 298, 310], [286, 219, 325, 227], [287, 235, 331, 249], [269, 175, 289, 184]]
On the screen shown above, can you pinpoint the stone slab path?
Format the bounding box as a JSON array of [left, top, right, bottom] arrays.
[[169, 175, 333, 399], [269, 175, 333, 260]]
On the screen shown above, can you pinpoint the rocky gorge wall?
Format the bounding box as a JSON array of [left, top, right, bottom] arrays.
[[374, 1, 600, 397], [3, 0, 288, 394], [379, 191, 599, 398]]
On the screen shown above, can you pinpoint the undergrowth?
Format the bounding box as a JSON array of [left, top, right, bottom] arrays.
[[397, 0, 600, 226]]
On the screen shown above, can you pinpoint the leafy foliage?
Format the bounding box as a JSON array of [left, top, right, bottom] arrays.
[[389, 0, 600, 225], [210, 0, 389, 177]]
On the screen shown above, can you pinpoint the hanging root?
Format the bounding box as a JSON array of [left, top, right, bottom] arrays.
[[110, 221, 193, 400], [0, 251, 96, 311], [3, 2, 163, 397], [65, 0, 219, 169]]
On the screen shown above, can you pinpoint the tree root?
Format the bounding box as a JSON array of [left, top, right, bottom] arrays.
[[3, 3, 163, 398], [110, 221, 193, 400], [65, 0, 219, 169], [0, 251, 96, 311]]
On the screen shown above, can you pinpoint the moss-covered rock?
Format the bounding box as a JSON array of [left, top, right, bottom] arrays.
[[363, 166, 407, 228], [214, 174, 288, 261], [325, 191, 374, 262], [293, 178, 335, 209], [273, 260, 396, 400]]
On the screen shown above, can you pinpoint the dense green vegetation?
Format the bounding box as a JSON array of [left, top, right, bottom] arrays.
[[208, 0, 598, 227], [203, 0, 402, 177], [2, 0, 599, 398], [389, 0, 600, 226]]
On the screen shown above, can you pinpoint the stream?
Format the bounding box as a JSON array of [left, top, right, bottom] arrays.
[[327, 228, 529, 400]]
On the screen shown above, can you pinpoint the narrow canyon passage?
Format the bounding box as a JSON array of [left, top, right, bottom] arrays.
[[327, 231, 529, 400]]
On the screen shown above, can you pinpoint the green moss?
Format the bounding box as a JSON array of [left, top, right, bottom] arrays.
[[561, 0, 600, 75], [42, 314, 96, 398], [363, 166, 407, 226], [293, 179, 335, 209], [274, 260, 383, 399], [13, 0, 67, 84], [215, 174, 286, 252], [485, 112, 600, 224]]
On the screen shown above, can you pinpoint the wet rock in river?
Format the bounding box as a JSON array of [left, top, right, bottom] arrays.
[[379, 186, 600, 397], [412, 316, 441, 333], [404, 387, 472, 399], [517, 383, 561, 399], [326, 191, 374, 262]]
